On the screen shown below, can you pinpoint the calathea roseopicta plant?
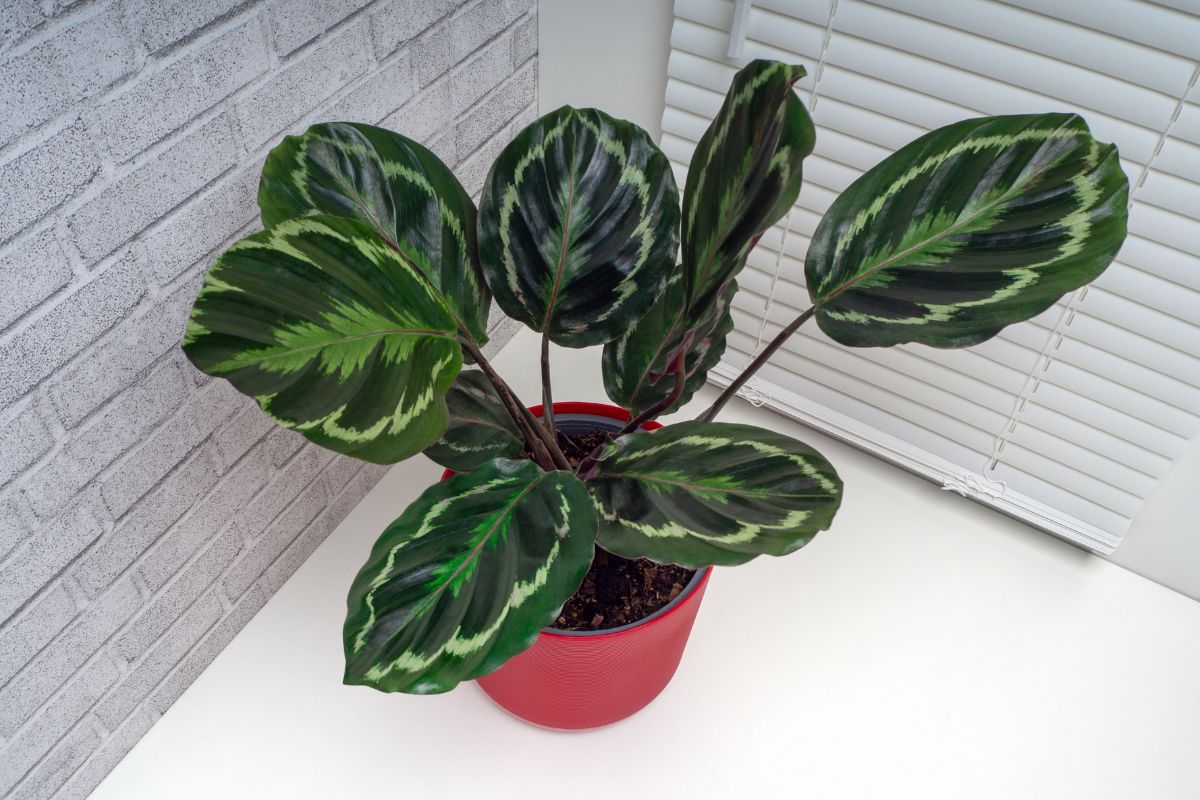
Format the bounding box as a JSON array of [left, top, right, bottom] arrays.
[[181, 59, 1128, 694]]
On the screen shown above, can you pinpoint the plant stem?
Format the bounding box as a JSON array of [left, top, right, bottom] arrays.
[[696, 306, 815, 423], [540, 332, 556, 441], [459, 338, 560, 471], [576, 344, 689, 480]]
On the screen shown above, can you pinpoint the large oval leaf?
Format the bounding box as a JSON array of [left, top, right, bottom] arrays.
[[588, 421, 842, 567], [259, 122, 490, 342], [423, 370, 524, 472], [183, 215, 461, 464], [805, 113, 1129, 348], [477, 106, 679, 348], [343, 459, 596, 694], [602, 271, 734, 417], [682, 60, 815, 311]]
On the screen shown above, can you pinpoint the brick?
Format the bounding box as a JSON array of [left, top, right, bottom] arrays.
[[455, 61, 535, 156], [139, 451, 271, 591], [322, 453, 363, 497], [0, 580, 138, 737], [445, 0, 530, 63], [150, 582, 271, 715], [0, 119, 100, 244], [382, 81, 454, 146], [513, 12, 536, 65], [0, 6, 135, 147], [68, 113, 239, 263], [24, 362, 187, 518], [235, 19, 372, 150], [95, 592, 221, 727], [267, 0, 372, 55], [10, 721, 102, 800], [0, 582, 77, 685], [0, 655, 119, 796], [132, 165, 259, 286], [0, 229, 71, 329], [321, 57, 417, 126], [240, 442, 330, 536], [92, 19, 270, 163], [427, 129, 457, 168], [450, 31, 513, 114], [212, 403, 274, 467], [0, 398, 54, 488], [0, 490, 36, 561], [124, 0, 250, 54], [74, 450, 220, 597], [0, 496, 105, 623], [114, 525, 242, 662], [263, 468, 369, 593], [369, 0, 455, 60], [224, 477, 329, 597], [49, 280, 202, 428], [261, 425, 308, 468], [100, 381, 243, 518], [410, 20, 454, 87], [0, 251, 146, 407], [0, 0, 46, 49], [57, 707, 157, 800]]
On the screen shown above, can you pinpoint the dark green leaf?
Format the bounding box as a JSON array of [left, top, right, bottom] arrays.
[[602, 271, 734, 417], [478, 106, 679, 348], [343, 459, 596, 694], [806, 113, 1129, 348], [423, 370, 524, 472], [588, 421, 842, 567], [183, 215, 461, 464], [682, 60, 815, 311], [259, 122, 490, 342]]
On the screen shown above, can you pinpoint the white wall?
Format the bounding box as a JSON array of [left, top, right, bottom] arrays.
[[537, 0, 673, 141], [535, 0, 1199, 601]]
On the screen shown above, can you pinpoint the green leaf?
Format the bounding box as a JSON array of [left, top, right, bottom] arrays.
[[343, 459, 596, 694], [259, 122, 490, 343], [602, 271, 735, 417], [588, 421, 842, 567], [477, 106, 679, 348], [183, 215, 461, 464], [423, 370, 524, 472], [681, 59, 815, 311], [805, 113, 1129, 348]]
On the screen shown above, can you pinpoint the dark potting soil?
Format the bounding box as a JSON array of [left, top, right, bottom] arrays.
[[542, 426, 697, 632], [552, 546, 697, 632]]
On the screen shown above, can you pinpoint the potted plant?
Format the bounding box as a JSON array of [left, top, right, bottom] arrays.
[[182, 59, 1128, 729]]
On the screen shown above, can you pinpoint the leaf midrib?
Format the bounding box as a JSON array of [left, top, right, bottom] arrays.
[[603, 471, 832, 499]]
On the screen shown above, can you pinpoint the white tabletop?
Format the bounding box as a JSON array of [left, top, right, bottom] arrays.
[[93, 329, 1200, 799]]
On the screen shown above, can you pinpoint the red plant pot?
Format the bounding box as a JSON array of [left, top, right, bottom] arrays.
[[443, 401, 712, 731]]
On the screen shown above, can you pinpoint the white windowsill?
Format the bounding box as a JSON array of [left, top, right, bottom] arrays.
[[93, 327, 1200, 799]]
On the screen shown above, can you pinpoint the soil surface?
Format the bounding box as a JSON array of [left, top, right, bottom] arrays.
[[552, 546, 697, 632], [543, 425, 697, 633]]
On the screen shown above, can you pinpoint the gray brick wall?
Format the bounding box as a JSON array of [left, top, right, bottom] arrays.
[[0, 1, 534, 797]]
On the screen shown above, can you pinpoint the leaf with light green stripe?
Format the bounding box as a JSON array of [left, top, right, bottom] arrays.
[[806, 113, 1129, 348], [259, 122, 490, 342], [587, 421, 842, 567], [477, 106, 679, 348], [343, 459, 596, 694], [423, 370, 524, 472], [183, 215, 461, 464], [681, 59, 815, 311], [602, 272, 735, 417]]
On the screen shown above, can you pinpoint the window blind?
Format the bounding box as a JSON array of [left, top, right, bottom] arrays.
[[662, 0, 1200, 553]]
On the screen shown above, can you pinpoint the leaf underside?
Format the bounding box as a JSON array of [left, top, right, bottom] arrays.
[[806, 112, 1129, 349], [343, 459, 596, 694]]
